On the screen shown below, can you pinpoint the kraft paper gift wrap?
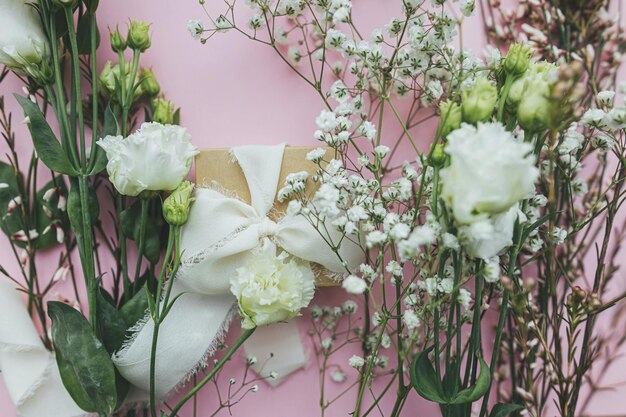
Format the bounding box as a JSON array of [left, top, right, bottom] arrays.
[[195, 145, 339, 287]]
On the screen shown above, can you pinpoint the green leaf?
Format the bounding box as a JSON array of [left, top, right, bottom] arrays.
[[119, 287, 149, 328], [410, 347, 447, 403], [89, 105, 116, 175], [120, 200, 161, 263], [96, 292, 127, 354], [489, 403, 525, 417], [15, 95, 78, 176], [448, 357, 491, 404], [173, 108, 181, 125], [48, 301, 117, 415], [411, 350, 491, 406], [76, 12, 100, 55]]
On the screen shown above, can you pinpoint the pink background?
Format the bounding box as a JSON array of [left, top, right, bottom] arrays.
[[1, 0, 626, 416]]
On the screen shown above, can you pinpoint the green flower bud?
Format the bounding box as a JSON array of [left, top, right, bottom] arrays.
[[503, 43, 533, 77], [110, 26, 127, 53], [438, 100, 462, 137], [429, 143, 446, 167], [127, 20, 151, 51], [163, 181, 195, 226], [507, 61, 557, 110], [99, 61, 143, 103], [141, 68, 160, 97], [461, 77, 497, 124], [152, 98, 175, 125], [517, 84, 552, 132]]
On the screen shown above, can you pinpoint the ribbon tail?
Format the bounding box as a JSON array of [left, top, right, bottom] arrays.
[[113, 282, 235, 399], [0, 280, 84, 417], [243, 320, 307, 386]]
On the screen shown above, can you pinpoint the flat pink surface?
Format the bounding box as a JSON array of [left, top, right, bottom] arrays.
[[1, 1, 626, 416]]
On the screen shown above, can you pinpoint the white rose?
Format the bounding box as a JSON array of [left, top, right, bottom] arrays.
[[230, 247, 315, 329], [0, 0, 48, 75], [441, 122, 538, 224], [97, 122, 198, 197]]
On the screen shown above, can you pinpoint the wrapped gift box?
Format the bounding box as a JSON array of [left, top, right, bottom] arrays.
[[195, 146, 339, 287]]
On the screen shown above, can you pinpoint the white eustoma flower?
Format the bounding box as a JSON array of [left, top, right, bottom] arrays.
[[460, 205, 519, 259], [0, 0, 48, 75], [230, 247, 315, 329], [97, 122, 198, 197], [441, 123, 538, 224]]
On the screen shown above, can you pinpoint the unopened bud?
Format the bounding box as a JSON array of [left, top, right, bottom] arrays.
[[438, 100, 462, 137], [461, 76, 497, 124], [162, 181, 195, 226], [152, 98, 175, 125], [503, 43, 533, 77], [517, 83, 551, 131], [110, 26, 127, 53], [140, 68, 160, 97], [429, 143, 446, 167], [127, 20, 152, 52], [500, 275, 514, 291]]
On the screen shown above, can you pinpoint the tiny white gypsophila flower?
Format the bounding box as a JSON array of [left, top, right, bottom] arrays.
[[97, 123, 198, 197], [402, 310, 420, 331], [580, 109, 606, 128], [316, 110, 339, 132], [342, 275, 368, 295], [551, 227, 567, 245], [187, 19, 203, 39], [306, 147, 326, 162], [461, 0, 476, 16], [230, 245, 315, 329], [374, 145, 390, 159], [331, 369, 346, 382], [348, 355, 366, 368], [597, 90, 615, 106], [342, 300, 358, 313], [357, 121, 377, 140], [458, 288, 472, 310]]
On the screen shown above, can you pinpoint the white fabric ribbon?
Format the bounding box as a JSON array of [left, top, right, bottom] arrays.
[[114, 144, 363, 398], [0, 280, 84, 417]]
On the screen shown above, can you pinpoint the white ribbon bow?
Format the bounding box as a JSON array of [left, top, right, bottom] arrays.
[[113, 144, 363, 398], [0, 279, 84, 417]]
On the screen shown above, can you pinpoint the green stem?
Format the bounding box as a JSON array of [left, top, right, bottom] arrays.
[[48, 16, 79, 167], [149, 227, 177, 417], [166, 328, 256, 417], [497, 75, 514, 122], [78, 175, 97, 330], [88, 12, 99, 172], [64, 7, 87, 168], [133, 198, 150, 292]]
